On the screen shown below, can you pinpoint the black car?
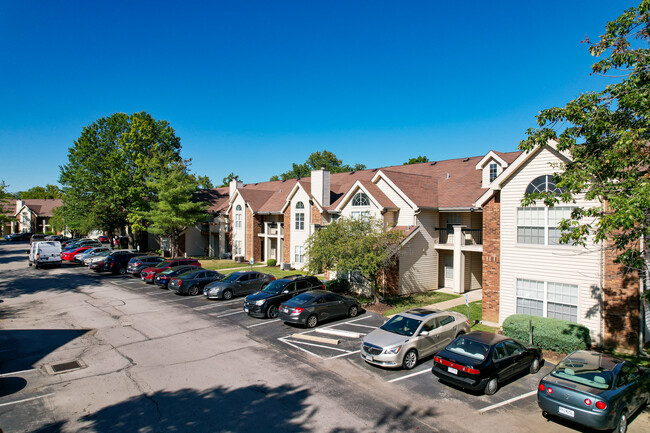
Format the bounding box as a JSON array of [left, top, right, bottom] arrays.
[[169, 270, 225, 295], [6, 232, 32, 241], [102, 251, 146, 274], [153, 266, 201, 289], [126, 255, 165, 276], [278, 289, 360, 328], [244, 276, 323, 319], [431, 331, 543, 395], [203, 271, 276, 300], [30, 234, 47, 245]]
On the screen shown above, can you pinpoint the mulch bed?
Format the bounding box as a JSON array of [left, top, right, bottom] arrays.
[[362, 301, 394, 316]]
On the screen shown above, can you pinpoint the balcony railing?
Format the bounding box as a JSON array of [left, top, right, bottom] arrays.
[[261, 222, 284, 236], [436, 228, 454, 244], [434, 227, 482, 246]]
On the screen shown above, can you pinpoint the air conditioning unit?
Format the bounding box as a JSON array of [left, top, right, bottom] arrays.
[[234, 255, 245, 263], [280, 263, 291, 270]]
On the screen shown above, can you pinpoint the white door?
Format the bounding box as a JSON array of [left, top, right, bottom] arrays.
[[444, 255, 454, 288]]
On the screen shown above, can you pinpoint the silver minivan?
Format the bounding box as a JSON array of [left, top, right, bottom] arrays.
[[361, 308, 471, 370]]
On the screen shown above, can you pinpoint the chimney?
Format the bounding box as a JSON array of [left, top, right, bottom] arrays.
[[311, 168, 330, 207], [229, 179, 243, 198], [16, 199, 23, 214]]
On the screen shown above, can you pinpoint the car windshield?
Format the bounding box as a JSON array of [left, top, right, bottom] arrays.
[[178, 270, 199, 278], [551, 356, 614, 390], [445, 338, 489, 361], [261, 280, 289, 295], [223, 273, 243, 283], [380, 315, 423, 337], [155, 261, 172, 269], [286, 293, 315, 305]]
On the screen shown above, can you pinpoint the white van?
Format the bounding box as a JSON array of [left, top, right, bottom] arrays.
[[29, 241, 62, 268]]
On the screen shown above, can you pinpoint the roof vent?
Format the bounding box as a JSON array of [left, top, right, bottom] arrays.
[[430, 161, 437, 166], [446, 173, 450, 179], [463, 158, 470, 162], [372, 168, 377, 172], [349, 171, 355, 175], [282, 179, 286, 183]]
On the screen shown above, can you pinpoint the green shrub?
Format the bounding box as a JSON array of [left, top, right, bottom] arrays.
[[324, 278, 350, 293], [502, 314, 591, 353], [266, 259, 277, 267]]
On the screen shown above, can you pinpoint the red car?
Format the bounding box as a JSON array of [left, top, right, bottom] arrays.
[[61, 246, 93, 261], [98, 235, 109, 244], [140, 258, 202, 283]]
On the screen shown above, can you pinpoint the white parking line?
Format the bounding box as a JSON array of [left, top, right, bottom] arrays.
[[323, 316, 372, 328], [146, 291, 171, 296], [341, 323, 379, 329], [388, 368, 432, 383], [330, 350, 361, 359], [0, 368, 37, 377], [0, 393, 55, 408], [282, 339, 350, 353], [193, 299, 241, 310], [247, 319, 281, 328], [477, 390, 537, 414], [277, 338, 324, 359], [213, 310, 245, 318]]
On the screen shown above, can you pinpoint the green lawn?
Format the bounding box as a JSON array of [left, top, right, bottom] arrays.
[[200, 259, 256, 270], [383, 291, 459, 316], [220, 266, 308, 280], [445, 301, 499, 332]]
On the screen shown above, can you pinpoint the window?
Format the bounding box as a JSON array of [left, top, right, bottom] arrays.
[[234, 213, 242, 229], [516, 278, 578, 322], [489, 163, 498, 182], [295, 202, 305, 230], [233, 240, 242, 255], [439, 316, 455, 326], [352, 192, 370, 207], [517, 206, 574, 245], [295, 245, 304, 263], [351, 211, 370, 220], [526, 175, 564, 195]]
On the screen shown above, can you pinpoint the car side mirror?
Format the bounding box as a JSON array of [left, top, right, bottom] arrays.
[[420, 330, 429, 337]]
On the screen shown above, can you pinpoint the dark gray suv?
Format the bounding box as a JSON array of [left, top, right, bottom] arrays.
[[203, 271, 275, 300]]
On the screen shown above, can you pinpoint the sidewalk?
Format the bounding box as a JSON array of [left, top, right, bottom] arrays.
[[428, 288, 482, 310]]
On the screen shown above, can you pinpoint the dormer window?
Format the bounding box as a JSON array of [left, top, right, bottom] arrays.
[[352, 192, 370, 207], [489, 163, 498, 182]]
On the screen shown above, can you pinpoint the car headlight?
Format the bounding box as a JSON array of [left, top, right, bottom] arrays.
[[254, 299, 265, 306], [383, 346, 402, 355]]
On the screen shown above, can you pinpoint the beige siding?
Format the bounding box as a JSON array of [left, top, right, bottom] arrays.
[[184, 226, 204, 257], [289, 188, 311, 269], [399, 211, 439, 294], [232, 195, 246, 257], [468, 251, 482, 290], [481, 158, 505, 188], [340, 187, 382, 220], [375, 178, 415, 226], [499, 147, 603, 343]]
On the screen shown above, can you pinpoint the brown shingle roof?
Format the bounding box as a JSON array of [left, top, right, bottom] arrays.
[[379, 170, 438, 208], [20, 199, 63, 217], [195, 187, 230, 214]]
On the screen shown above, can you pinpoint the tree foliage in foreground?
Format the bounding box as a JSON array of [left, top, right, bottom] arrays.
[[59, 112, 182, 239], [305, 217, 403, 299], [519, 1, 650, 299], [269, 150, 366, 181], [144, 163, 208, 258]]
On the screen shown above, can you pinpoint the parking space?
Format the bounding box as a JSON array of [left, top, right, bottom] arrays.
[[99, 273, 552, 415]]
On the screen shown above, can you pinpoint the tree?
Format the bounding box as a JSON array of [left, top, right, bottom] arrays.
[[59, 112, 182, 240], [0, 181, 13, 232], [144, 163, 209, 257], [19, 184, 63, 199], [270, 150, 366, 180], [221, 172, 240, 187], [519, 1, 650, 302], [403, 155, 429, 165], [305, 217, 403, 300], [196, 175, 214, 189]]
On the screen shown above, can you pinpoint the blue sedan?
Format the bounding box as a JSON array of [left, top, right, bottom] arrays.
[[537, 350, 650, 433]]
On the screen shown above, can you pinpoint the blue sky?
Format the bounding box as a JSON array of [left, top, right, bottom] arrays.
[[0, 1, 636, 192]]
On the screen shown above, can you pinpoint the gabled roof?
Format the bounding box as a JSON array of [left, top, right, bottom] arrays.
[[475, 150, 513, 170], [16, 199, 63, 217], [195, 187, 230, 214], [379, 170, 437, 209], [334, 180, 397, 211]]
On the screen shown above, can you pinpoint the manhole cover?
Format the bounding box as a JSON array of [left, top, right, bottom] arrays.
[[44, 359, 86, 375]]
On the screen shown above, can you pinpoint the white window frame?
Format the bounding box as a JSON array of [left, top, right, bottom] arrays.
[[234, 213, 242, 229], [233, 240, 242, 256], [351, 210, 370, 220], [295, 202, 305, 230], [489, 163, 498, 182], [517, 206, 574, 245], [294, 245, 305, 263], [352, 192, 370, 207], [516, 278, 578, 322]]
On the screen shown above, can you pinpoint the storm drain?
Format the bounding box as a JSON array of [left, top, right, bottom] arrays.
[[44, 359, 86, 375]]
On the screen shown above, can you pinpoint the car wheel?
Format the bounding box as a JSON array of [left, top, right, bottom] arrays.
[[222, 290, 233, 300], [306, 315, 318, 328], [456, 331, 465, 338], [612, 410, 628, 433], [118, 267, 126, 275], [529, 357, 541, 374], [348, 305, 358, 317], [402, 349, 418, 370], [188, 285, 199, 296], [484, 377, 498, 395], [267, 305, 279, 319]]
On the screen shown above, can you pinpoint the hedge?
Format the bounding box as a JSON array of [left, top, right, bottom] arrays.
[[502, 314, 591, 353], [324, 278, 350, 293], [266, 259, 277, 267]]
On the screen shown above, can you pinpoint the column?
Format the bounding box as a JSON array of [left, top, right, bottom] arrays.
[[453, 225, 466, 294]]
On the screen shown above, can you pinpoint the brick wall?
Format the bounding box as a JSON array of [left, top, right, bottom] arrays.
[[311, 203, 322, 225], [252, 214, 262, 262], [283, 206, 291, 265], [482, 192, 500, 323], [603, 240, 640, 353]]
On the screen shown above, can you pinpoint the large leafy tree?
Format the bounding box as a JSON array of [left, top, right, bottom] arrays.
[[305, 217, 403, 300], [270, 150, 366, 181], [519, 1, 650, 301], [221, 172, 240, 187], [144, 162, 208, 257], [403, 155, 429, 165], [0, 181, 13, 232], [59, 112, 182, 240], [19, 184, 63, 199]]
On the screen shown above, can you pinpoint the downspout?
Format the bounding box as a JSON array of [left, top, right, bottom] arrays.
[[640, 234, 648, 356]]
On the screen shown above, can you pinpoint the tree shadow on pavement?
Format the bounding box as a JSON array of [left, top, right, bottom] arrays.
[[0, 270, 112, 299]]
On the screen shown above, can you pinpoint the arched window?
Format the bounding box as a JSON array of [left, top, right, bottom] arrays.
[[352, 192, 370, 207], [295, 202, 305, 230], [525, 175, 564, 195], [235, 205, 242, 211], [295, 201, 305, 209], [234, 204, 242, 228]]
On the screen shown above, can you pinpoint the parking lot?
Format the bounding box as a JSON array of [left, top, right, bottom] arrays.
[[2, 244, 649, 432]]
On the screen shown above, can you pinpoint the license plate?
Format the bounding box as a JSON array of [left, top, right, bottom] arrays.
[[558, 407, 574, 418], [448, 367, 458, 375], [244, 307, 249, 313], [366, 355, 373, 361]]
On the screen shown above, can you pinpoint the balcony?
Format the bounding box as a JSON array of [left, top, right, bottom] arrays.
[[434, 227, 482, 251], [259, 222, 284, 237]]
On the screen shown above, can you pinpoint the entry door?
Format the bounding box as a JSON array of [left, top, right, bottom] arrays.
[[270, 239, 277, 261], [444, 255, 454, 288]]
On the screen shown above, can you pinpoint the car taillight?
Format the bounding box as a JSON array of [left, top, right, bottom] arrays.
[[595, 401, 607, 410], [538, 383, 545, 392], [321, 284, 325, 290], [546, 387, 554, 394], [584, 399, 592, 406], [434, 356, 479, 374], [177, 279, 182, 286], [271, 276, 276, 280], [294, 307, 304, 313]]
